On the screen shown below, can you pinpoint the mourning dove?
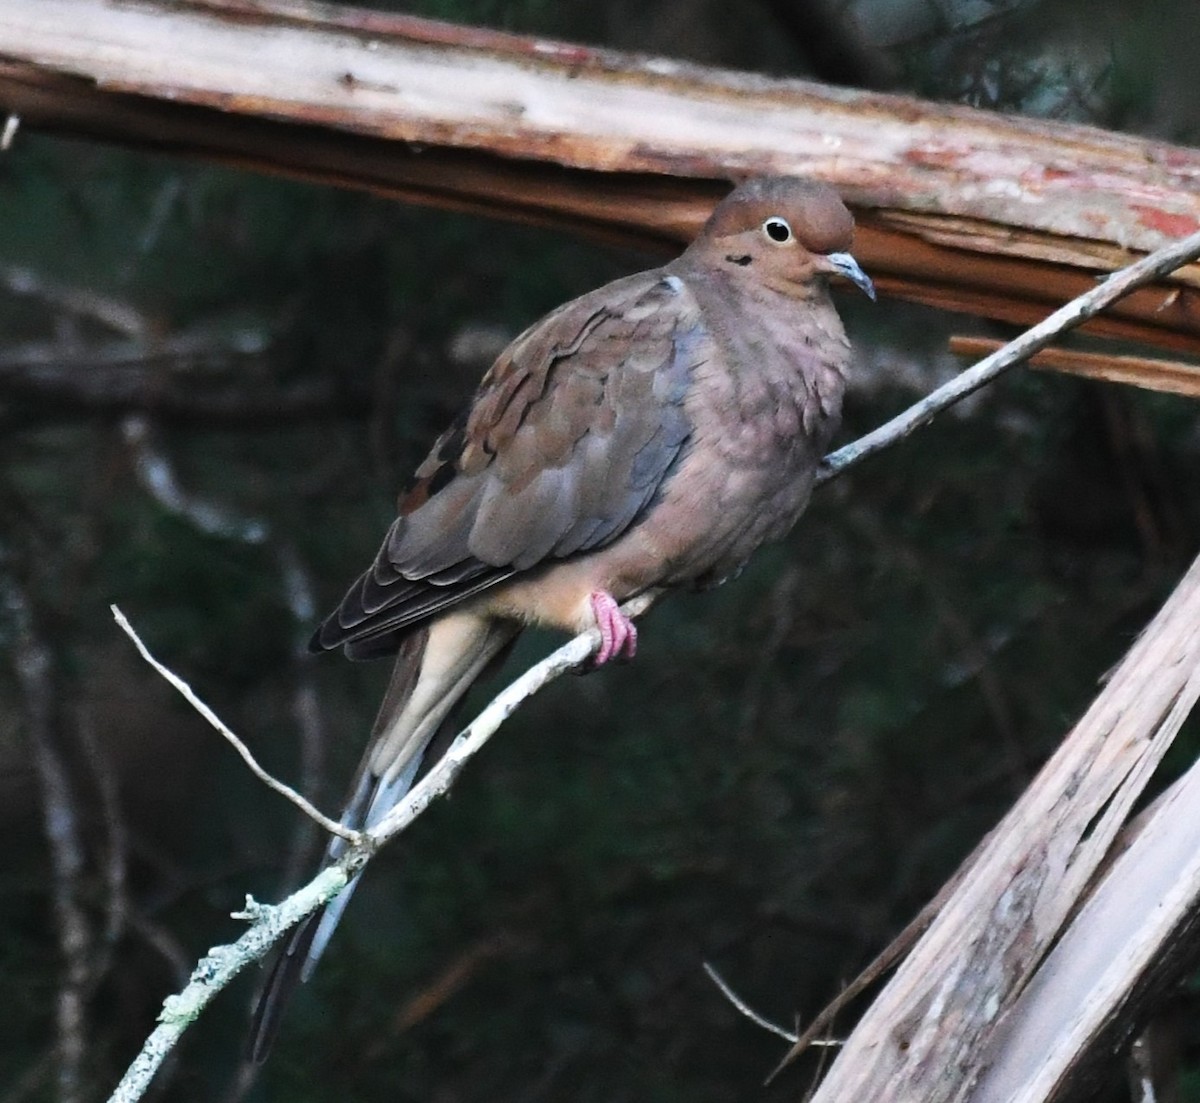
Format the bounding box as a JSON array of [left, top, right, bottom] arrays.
[[250, 176, 873, 1059]]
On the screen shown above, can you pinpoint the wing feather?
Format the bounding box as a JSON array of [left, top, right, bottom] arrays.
[[315, 273, 706, 657]]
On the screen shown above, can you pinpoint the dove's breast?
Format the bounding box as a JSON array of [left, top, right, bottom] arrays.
[[643, 275, 850, 585], [476, 277, 851, 632]]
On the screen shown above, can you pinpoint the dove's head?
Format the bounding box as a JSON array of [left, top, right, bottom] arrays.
[[687, 176, 875, 300]]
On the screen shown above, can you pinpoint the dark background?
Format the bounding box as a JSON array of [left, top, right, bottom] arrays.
[[3, 1, 1200, 1100]]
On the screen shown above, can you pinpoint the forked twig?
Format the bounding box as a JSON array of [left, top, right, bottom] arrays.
[[818, 225, 1200, 483], [110, 606, 359, 844], [705, 961, 820, 1046], [106, 594, 654, 1103]]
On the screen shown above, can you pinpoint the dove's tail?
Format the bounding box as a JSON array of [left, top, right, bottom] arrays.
[[248, 616, 517, 1063]]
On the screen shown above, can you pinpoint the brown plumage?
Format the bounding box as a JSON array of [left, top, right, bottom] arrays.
[[249, 176, 873, 1059]]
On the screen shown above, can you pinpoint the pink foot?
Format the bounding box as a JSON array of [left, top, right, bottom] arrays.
[[590, 590, 638, 666]]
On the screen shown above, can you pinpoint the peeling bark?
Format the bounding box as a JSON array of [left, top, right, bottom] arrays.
[[3, 0, 1200, 352]]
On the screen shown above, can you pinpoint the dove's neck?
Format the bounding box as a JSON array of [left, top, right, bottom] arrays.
[[668, 263, 851, 455], [677, 262, 850, 367]]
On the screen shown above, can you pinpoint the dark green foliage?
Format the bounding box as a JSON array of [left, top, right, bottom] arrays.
[[4, 3, 1200, 1101]]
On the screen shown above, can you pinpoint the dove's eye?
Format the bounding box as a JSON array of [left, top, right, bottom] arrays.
[[763, 217, 793, 244]]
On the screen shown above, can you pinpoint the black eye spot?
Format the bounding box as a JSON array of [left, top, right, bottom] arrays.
[[763, 217, 792, 244]]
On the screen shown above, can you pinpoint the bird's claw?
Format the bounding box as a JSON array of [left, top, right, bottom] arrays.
[[587, 590, 638, 668]]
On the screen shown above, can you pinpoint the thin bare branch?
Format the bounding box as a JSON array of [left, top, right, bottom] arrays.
[[950, 335, 1200, 400], [702, 961, 804, 1045], [105, 592, 657, 1103], [115, 419, 346, 851], [107, 870, 353, 1103], [110, 605, 360, 844], [818, 226, 1200, 482], [365, 590, 660, 845]]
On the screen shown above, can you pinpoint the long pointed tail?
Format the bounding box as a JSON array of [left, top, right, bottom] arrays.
[[249, 614, 517, 1062]]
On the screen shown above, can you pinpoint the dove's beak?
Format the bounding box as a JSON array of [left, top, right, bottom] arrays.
[[823, 252, 876, 301]]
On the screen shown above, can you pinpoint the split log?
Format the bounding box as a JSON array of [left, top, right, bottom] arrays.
[[949, 337, 1200, 400], [785, 554, 1200, 1102], [3, 0, 1200, 354]]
